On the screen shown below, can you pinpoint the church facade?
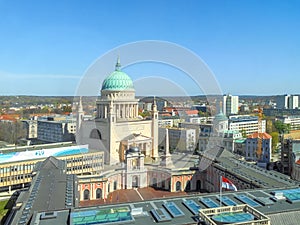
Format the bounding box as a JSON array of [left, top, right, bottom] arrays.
[[77, 58, 158, 165], [75, 59, 202, 201]]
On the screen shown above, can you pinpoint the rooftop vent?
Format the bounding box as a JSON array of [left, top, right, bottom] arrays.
[[40, 211, 58, 220]]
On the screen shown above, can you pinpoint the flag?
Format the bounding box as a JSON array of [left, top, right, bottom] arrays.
[[221, 176, 237, 191]]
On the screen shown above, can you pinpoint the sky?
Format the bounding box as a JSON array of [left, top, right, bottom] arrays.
[[0, 0, 300, 96]]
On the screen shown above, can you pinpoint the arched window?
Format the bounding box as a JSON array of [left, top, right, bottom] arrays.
[[175, 181, 181, 192], [83, 189, 90, 200], [90, 129, 102, 139], [96, 188, 102, 199]]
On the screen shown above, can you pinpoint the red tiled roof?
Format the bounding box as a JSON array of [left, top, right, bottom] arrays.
[[184, 110, 198, 115], [247, 132, 272, 139], [0, 114, 20, 122]]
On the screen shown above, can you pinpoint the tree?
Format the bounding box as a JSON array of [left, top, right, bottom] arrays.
[[241, 129, 247, 138], [270, 132, 279, 153], [0, 121, 26, 144], [274, 120, 290, 134]]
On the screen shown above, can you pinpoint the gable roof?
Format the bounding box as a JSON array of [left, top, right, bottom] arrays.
[[247, 132, 272, 139]]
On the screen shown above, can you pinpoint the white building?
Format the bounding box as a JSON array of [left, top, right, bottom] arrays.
[[277, 115, 300, 130], [229, 115, 266, 136], [223, 94, 239, 116], [276, 94, 299, 109], [77, 59, 159, 165]]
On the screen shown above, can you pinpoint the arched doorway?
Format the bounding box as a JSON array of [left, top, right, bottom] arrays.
[[132, 176, 139, 188], [83, 189, 90, 200], [152, 177, 157, 188], [175, 181, 181, 192], [185, 180, 191, 191], [96, 188, 102, 199]]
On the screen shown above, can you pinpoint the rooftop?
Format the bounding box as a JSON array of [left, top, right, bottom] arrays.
[[215, 152, 299, 188], [28, 186, 300, 225], [247, 132, 272, 139]]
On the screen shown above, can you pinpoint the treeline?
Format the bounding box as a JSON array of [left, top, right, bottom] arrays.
[[0, 96, 74, 108], [0, 121, 27, 144]]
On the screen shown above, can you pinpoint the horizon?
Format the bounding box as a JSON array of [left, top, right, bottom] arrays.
[[1, 1, 300, 96]]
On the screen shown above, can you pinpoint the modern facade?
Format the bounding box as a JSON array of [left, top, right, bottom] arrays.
[[229, 115, 266, 135], [0, 144, 103, 192], [276, 94, 299, 109], [37, 115, 76, 143], [223, 94, 239, 116]]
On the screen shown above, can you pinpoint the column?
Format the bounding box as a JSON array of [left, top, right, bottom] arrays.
[[104, 105, 107, 118], [130, 104, 133, 118], [122, 104, 125, 118]]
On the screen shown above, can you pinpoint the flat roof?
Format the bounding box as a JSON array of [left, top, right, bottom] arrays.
[[29, 187, 300, 225]]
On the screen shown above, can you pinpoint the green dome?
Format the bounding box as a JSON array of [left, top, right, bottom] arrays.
[[101, 70, 134, 91], [214, 112, 228, 121]]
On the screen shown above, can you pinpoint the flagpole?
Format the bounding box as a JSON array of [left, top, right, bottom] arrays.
[[220, 175, 222, 208]]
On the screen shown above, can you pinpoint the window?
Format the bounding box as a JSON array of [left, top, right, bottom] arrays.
[[83, 189, 90, 200], [176, 181, 181, 192], [96, 188, 102, 199]]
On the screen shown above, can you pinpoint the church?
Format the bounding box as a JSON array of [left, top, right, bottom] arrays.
[[77, 58, 159, 165]]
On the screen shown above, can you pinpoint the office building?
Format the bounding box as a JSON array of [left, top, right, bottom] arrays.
[[276, 94, 299, 109], [229, 115, 266, 136], [37, 115, 76, 143], [223, 94, 239, 116], [0, 144, 104, 192]]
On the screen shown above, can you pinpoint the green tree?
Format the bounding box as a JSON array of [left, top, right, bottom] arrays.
[[274, 120, 290, 134], [138, 110, 150, 118], [270, 131, 279, 153], [0, 121, 26, 144], [241, 129, 247, 138]]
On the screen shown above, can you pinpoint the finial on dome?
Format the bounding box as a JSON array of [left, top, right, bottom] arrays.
[[115, 55, 121, 71]]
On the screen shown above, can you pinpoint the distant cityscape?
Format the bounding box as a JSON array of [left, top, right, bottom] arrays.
[[0, 60, 300, 225]]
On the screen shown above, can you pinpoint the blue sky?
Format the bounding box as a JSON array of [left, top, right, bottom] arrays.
[[0, 0, 299, 96]]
